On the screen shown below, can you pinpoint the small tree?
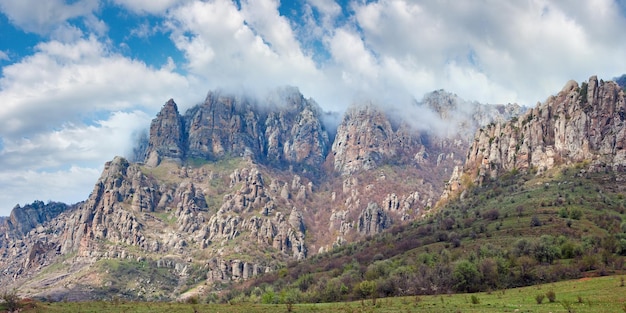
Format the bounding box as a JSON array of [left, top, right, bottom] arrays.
[[535, 294, 545, 304], [453, 260, 481, 292], [546, 290, 556, 302], [1, 288, 20, 312], [530, 215, 542, 227], [358, 281, 377, 306]]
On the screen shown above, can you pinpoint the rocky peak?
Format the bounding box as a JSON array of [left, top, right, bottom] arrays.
[[145, 99, 185, 166], [4, 201, 69, 237], [140, 88, 331, 173], [331, 103, 410, 174], [185, 92, 262, 161], [445, 76, 626, 196], [264, 90, 330, 169]]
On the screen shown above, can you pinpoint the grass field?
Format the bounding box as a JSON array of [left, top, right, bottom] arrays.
[[9, 275, 625, 313]]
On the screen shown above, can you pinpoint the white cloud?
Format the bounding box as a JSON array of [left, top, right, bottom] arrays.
[[0, 34, 196, 214], [0, 36, 193, 139], [0, 0, 99, 34], [0, 50, 8, 61], [112, 0, 188, 14], [166, 0, 323, 100], [0, 166, 101, 215], [306, 0, 341, 18], [0, 110, 152, 215], [348, 0, 626, 105]]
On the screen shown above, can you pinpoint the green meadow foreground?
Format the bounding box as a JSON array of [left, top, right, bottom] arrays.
[[7, 275, 625, 313]]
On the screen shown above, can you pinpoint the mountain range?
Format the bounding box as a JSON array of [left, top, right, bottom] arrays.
[[1, 75, 624, 302]]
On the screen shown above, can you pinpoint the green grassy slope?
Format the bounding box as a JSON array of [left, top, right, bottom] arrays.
[[218, 164, 626, 304], [9, 275, 626, 312]]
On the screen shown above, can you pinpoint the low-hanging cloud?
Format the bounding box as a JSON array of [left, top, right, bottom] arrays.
[[1, 0, 626, 215]]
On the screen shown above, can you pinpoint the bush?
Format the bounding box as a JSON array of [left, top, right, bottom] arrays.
[[482, 209, 500, 221], [571, 209, 583, 220], [1, 288, 20, 312], [470, 295, 480, 304], [531, 215, 542, 227], [546, 290, 556, 302], [535, 294, 545, 304]]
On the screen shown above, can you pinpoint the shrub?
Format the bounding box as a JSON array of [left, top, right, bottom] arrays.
[[453, 260, 480, 292], [1, 288, 20, 312], [531, 215, 542, 227], [561, 300, 575, 313], [535, 294, 545, 304], [470, 295, 480, 304], [546, 290, 556, 302], [482, 209, 500, 221]]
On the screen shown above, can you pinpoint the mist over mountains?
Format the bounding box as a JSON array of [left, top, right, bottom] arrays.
[[2, 75, 626, 302], [0, 84, 526, 300]]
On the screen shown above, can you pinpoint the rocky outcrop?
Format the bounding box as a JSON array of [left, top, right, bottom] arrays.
[[331, 104, 394, 174], [142, 88, 330, 171], [185, 93, 262, 161], [145, 99, 185, 166], [331, 104, 422, 174], [446, 76, 626, 196], [206, 258, 268, 282], [357, 202, 391, 235], [4, 201, 68, 237], [264, 89, 330, 169]]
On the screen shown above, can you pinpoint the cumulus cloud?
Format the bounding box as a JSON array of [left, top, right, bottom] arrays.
[[0, 166, 101, 211], [0, 0, 99, 35], [2, 0, 626, 215], [0, 110, 151, 214], [112, 0, 189, 14], [350, 0, 626, 104], [0, 36, 192, 139], [166, 0, 327, 102]]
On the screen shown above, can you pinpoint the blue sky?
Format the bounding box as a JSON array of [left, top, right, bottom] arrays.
[[1, 0, 626, 216]]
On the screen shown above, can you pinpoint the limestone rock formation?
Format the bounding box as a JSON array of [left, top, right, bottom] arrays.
[[0, 85, 529, 301], [331, 104, 406, 174], [145, 99, 185, 166], [185, 92, 262, 161], [3, 201, 68, 237], [264, 89, 330, 169], [357, 202, 391, 235], [444, 76, 626, 199], [141, 88, 330, 171]]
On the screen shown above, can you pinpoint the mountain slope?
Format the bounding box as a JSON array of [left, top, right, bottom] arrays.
[[444, 76, 626, 201], [0, 87, 521, 301], [224, 164, 626, 303]]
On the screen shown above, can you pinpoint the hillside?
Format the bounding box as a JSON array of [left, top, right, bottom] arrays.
[[220, 76, 626, 304], [0, 88, 520, 301], [222, 164, 626, 303]]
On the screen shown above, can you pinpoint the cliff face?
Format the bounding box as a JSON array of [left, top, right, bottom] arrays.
[[145, 99, 185, 166], [0, 86, 525, 301], [143, 88, 330, 172], [331, 104, 414, 174], [3, 201, 69, 237], [444, 76, 626, 199]]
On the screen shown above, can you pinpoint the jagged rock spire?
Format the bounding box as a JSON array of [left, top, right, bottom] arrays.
[[145, 99, 185, 166]]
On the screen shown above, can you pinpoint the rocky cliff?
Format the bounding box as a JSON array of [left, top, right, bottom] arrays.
[[144, 99, 185, 166], [2, 201, 69, 237], [444, 76, 626, 199], [142, 87, 330, 172], [0, 86, 524, 301]]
